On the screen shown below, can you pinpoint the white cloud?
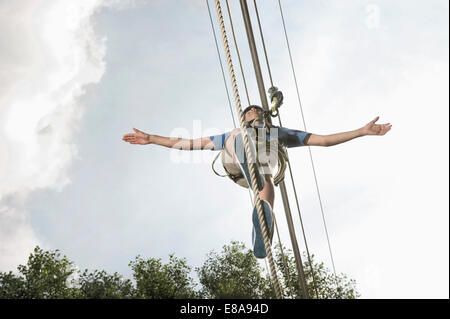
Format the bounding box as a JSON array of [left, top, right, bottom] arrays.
[[0, 0, 106, 271]]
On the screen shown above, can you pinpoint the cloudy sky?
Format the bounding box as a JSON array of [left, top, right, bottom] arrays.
[[0, 0, 448, 298]]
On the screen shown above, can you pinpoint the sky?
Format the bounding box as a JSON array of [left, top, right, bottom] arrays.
[[0, 0, 448, 298]]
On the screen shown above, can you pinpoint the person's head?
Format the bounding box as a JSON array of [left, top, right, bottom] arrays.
[[243, 105, 264, 124]]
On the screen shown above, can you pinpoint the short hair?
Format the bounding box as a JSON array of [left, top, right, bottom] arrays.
[[243, 105, 263, 116]]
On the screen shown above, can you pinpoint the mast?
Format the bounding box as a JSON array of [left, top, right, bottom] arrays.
[[239, 0, 309, 299]]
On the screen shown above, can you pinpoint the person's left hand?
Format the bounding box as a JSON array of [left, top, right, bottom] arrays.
[[361, 116, 392, 136]]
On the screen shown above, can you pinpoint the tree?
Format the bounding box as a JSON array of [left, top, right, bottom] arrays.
[[271, 244, 360, 299], [76, 269, 134, 299], [0, 247, 135, 299], [129, 254, 197, 299], [196, 241, 272, 298], [196, 242, 359, 299], [1, 246, 78, 298], [0, 271, 26, 298], [0, 243, 359, 299]]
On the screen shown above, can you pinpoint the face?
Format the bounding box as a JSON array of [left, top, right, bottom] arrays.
[[244, 107, 263, 123]]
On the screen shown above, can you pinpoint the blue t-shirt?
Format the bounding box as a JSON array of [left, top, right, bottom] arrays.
[[209, 126, 311, 150]]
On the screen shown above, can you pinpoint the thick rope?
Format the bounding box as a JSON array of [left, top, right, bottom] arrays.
[[224, 0, 251, 106], [213, 0, 283, 299], [206, 0, 237, 128], [206, 0, 254, 204], [208, 0, 293, 298]]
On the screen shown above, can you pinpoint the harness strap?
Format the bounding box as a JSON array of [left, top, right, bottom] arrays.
[[211, 151, 228, 177], [212, 136, 288, 188]]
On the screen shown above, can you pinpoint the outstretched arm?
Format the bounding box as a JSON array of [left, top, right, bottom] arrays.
[[122, 128, 215, 150], [306, 116, 392, 147]]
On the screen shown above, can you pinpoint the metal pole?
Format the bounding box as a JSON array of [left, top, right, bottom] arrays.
[[239, 0, 309, 299], [238, 0, 269, 112]]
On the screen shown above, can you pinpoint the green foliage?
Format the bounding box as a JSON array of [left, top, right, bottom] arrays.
[[0, 272, 26, 298], [129, 254, 197, 299], [16, 246, 77, 298], [0, 246, 135, 299], [271, 243, 360, 299], [196, 241, 271, 299], [77, 269, 134, 299], [0, 242, 359, 299]]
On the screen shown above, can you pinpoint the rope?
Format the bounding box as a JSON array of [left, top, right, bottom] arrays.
[[253, 0, 319, 298], [212, 0, 283, 299], [206, 0, 237, 128], [277, 0, 338, 282], [209, 1, 294, 298], [224, 0, 251, 106]]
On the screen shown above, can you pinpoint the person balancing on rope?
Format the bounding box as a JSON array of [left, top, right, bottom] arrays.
[[122, 102, 392, 258]]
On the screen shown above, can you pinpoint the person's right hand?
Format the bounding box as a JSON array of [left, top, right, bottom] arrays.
[[361, 116, 392, 136], [122, 128, 151, 145]]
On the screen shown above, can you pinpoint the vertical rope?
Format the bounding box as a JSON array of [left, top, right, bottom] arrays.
[[224, 0, 251, 106], [206, 0, 237, 128], [210, 1, 294, 297], [207, 0, 253, 205], [213, 0, 283, 299]]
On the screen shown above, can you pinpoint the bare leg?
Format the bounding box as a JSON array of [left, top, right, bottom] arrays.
[[259, 174, 274, 208]]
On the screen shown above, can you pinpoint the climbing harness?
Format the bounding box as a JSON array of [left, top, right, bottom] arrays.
[[212, 94, 288, 189], [211, 131, 288, 188]]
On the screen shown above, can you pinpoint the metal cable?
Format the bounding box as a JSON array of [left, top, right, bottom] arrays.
[[273, 214, 295, 298], [277, 0, 338, 281], [253, 0, 274, 87], [278, 114, 319, 298], [213, 0, 283, 299], [253, 0, 319, 298]]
